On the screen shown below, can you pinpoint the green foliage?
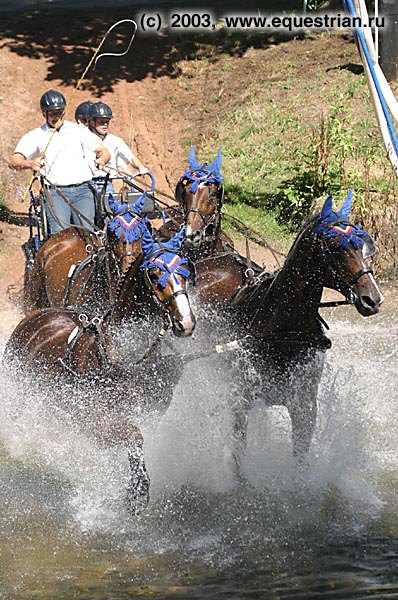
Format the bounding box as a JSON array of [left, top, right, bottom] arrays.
[[178, 32, 396, 270], [273, 94, 383, 228]]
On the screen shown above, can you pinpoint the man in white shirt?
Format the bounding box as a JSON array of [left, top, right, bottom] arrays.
[[87, 101, 149, 196], [9, 90, 110, 234]]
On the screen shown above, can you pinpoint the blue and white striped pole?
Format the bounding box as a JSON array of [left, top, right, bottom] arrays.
[[343, 0, 398, 175]]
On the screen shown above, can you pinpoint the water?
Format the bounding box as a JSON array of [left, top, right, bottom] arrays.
[[1, 294, 398, 599]]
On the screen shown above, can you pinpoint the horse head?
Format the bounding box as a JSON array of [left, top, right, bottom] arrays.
[[106, 191, 148, 273], [313, 191, 383, 316], [140, 227, 196, 337], [175, 145, 224, 250]]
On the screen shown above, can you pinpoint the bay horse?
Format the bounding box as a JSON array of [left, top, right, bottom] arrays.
[[6, 227, 196, 514], [216, 191, 384, 470], [24, 190, 151, 314], [156, 146, 264, 307]]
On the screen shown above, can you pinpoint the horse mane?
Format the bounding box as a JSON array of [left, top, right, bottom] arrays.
[[283, 213, 319, 263]]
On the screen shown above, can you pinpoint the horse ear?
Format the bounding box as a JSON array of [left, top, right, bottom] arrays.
[[166, 226, 186, 251], [141, 227, 155, 256], [188, 145, 202, 171], [108, 193, 121, 214], [320, 194, 333, 220], [338, 189, 353, 220], [131, 191, 147, 214], [209, 146, 222, 176]]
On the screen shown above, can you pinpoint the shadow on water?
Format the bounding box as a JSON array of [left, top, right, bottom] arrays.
[[0, 2, 304, 94], [1, 301, 398, 598]]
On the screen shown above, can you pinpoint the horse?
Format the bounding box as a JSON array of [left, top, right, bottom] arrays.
[[212, 191, 384, 471], [6, 227, 196, 514], [24, 189, 152, 315], [155, 146, 265, 308]]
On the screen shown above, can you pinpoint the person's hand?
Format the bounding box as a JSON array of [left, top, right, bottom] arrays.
[[94, 159, 106, 169], [138, 166, 149, 175], [28, 158, 43, 172]]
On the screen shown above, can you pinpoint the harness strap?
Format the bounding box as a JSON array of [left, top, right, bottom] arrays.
[[58, 313, 111, 375], [348, 266, 373, 286]]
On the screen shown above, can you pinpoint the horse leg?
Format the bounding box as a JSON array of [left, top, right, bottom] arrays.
[[287, 354, 324, 466], [288, 392, 318, 467], [95, 413, 150, 515], [125, 428, 150, 515], [230, 393, 253, 484]]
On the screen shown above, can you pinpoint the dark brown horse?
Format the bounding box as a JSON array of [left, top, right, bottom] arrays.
[[214, 192, 384, 470], [6, 227, 196, 513], [157, 146, 233, 254], [24, 192, 150, 314], [155, 146, 264, 307]]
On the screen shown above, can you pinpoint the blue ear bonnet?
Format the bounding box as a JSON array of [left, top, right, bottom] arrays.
[[107, 192, 148, 243], [140, 227, 190, 288], [313, 192, 370, 251], [183, 145, 223, 193]]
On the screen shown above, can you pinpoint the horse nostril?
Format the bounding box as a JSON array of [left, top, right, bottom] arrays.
[[361, 295, 376, 308]]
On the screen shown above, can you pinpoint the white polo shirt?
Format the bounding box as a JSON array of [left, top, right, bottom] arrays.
[[14, 120, 101, 186], [91, 132, 134, 178]]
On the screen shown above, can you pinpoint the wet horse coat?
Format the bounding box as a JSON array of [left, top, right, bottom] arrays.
[[7, 226, 196, 513], [219, 192, 383, 465]]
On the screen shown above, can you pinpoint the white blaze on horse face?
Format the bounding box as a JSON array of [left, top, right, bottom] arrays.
[[171, 277, 195, 335], [368, 270, 384, 304], [354, 253, 385, 310], [185, 222, 194, 238], [185, 182, 207, 240]]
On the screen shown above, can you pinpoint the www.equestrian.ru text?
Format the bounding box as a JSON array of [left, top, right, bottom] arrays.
[[137, 11, 386, 33]]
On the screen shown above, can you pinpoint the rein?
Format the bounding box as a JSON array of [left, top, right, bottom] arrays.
[[42, 177, 99, 233]]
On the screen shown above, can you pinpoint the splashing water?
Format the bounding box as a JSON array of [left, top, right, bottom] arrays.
[[1, 301, 398, 599]]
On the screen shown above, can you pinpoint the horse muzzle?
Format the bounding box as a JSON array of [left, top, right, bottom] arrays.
[[172, 313, 196, 337], [183, 228, 203, 250], [354, 290, 384, 316]]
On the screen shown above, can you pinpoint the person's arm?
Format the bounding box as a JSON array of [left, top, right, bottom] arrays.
[[9, 152, 43, 172], [116, 138, 148, 175], [128, 154, 148, 175], [94, 144, 110, 169]]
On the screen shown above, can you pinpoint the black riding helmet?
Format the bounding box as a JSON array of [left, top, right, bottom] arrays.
[[88, 102, 113, 120], [40, 90, 66, 111], [75, 100, 93, 122]]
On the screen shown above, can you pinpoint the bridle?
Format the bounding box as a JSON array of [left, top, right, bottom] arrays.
[[316, 221, 374, 306], [180, 176, 224, 243], [187, 183, 223, 237]]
